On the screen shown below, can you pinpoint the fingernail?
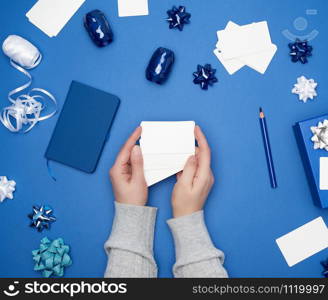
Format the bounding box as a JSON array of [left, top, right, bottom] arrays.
[[132, 145, 142, 156]]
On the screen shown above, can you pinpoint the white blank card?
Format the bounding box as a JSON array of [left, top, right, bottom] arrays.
[[140, 121, 195, 186], [320, 157, 328, 190], [276, 217, 328, 267], [118, 0, 149, 17], [26, 0, 85, 37]]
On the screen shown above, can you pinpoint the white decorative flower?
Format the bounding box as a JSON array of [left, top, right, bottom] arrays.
[[311, 120, 328, 151], [0, 176, 16, 203], [292, 75, 317, 103]]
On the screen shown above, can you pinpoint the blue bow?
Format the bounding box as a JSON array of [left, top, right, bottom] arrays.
[[32, 237, 72, 277], [289, 39, 312, 64], [28, 205, 56, 232], [321, 258, 328, 278], [166, 6, 191, 31], [193, 64, 218, 90]]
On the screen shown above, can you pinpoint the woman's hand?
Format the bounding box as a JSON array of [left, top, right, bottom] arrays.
[[171, 125, 214, 218], [109, 127, 148, 206]]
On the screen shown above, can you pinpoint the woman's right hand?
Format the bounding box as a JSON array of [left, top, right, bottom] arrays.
[[171, 125, 215, 218]]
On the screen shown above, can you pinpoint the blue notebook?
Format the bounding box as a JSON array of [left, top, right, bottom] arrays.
[[45, 81, 120, 173]]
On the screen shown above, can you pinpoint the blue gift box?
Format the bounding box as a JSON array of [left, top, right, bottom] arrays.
[[294, 114, 328, 208]]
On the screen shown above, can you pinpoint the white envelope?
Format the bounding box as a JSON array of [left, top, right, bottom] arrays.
[[276, 217, 328, 267]]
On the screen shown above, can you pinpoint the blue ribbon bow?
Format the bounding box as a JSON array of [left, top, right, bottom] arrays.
[[288, 39, 312, 64], [28, 205, 56, 231], [32, 237, 72, 277], [321, 258, 328, 278], [193, 64, 218, 90], [166, 6, 191, 31]]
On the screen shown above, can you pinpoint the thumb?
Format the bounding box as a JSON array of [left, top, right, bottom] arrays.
[[179, 155, 197, 186], [130, 145, 145, 182]]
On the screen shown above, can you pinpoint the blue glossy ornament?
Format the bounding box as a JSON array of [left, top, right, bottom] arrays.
[[28, 205, 56, 232], [84, 9, 113, 47], [193, 64, 218, 90], [146, 47, 175, 84], [166, 6, 191, 31], [288, 39, 312, 64], [321, 258, 328, 278]]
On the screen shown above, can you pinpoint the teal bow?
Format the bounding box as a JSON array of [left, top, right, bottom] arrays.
[[32, 237, 72, 277]]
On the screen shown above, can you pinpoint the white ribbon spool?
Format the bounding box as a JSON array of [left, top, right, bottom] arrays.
[[2, 35, 42, 69], [1, 35, 57, 133]]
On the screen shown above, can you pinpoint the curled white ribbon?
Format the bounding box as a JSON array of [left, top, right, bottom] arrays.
[[1, 35, 57, 133]]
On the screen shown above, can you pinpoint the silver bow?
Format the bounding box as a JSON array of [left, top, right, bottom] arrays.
[[0, 176, 16, 203], [311, 120, 328, 151]]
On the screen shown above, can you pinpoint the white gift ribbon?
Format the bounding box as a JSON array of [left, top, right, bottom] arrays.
[[1, 35, 57, 133]]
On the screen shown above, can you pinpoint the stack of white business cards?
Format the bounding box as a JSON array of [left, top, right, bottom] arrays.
[[140, 121, 195, 186], [118, 0, 149, 17], [26, 0, 85, 37], [213, 21, 277, 75]]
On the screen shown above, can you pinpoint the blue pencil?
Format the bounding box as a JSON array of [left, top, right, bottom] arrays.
[[259, 107, 277, 188]]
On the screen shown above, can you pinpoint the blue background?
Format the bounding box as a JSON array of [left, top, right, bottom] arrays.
[[1, 0, 328, 278]]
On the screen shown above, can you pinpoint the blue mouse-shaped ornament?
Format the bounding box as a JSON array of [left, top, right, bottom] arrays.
[[146, 47, 175, 84], [84, 10, 113, 47]]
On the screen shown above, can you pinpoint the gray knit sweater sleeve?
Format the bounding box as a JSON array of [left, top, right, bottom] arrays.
[[104, 203, 228, 278], [104, 202, 158, 278], [167, 211, 228, 278]]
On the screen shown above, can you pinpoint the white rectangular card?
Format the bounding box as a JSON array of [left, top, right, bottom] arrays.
[[213, 48, 244, 75], [239, 43, 277, 74], [145, 166, 182, 187], [320, 157, 328, 190], [219, 21, 272, 60], [143, 153, 191, 171], [140, 121, 195, 154], [276, 217, 328, 267], [118, 0, 149, 17], [216, 21, 277, 74], [26, 0, 85, 37], [140, 121, 195, 186], [214, 21, 245, 74]]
